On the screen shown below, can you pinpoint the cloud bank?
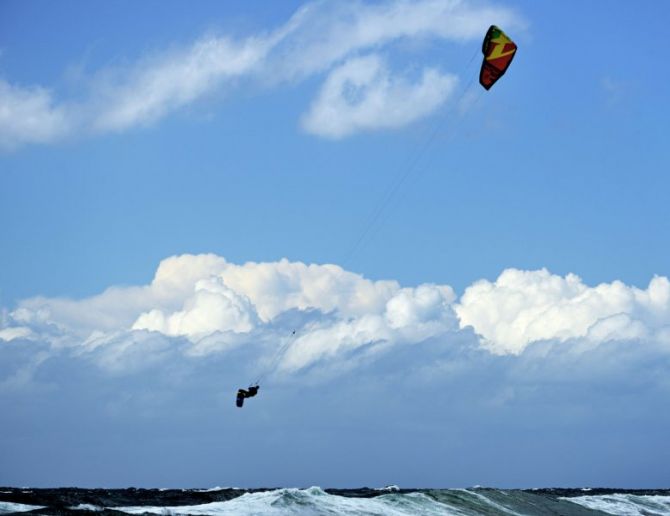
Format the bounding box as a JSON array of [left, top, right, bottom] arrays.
[[2, 255, 670, 487], [0, 0, 525, 149], [2, 254, 669, 381]]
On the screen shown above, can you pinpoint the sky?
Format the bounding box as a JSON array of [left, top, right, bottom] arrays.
[[1, 0, 669, 489]]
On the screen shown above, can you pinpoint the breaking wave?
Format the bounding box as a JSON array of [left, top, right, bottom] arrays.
[[1, 486, 669, 515]]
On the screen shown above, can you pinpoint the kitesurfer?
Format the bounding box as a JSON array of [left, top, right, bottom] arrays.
[[236, 385, 259, 407]]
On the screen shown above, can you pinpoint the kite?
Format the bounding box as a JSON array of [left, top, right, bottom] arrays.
[[479, 25, 517, 90]]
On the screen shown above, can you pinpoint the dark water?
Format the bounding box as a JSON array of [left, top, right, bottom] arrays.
[[1, 486, 669, 515]]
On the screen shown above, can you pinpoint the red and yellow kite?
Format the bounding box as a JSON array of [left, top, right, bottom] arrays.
[[479, 25, 517, 90]]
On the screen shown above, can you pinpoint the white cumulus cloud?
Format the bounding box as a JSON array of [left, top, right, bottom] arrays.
[[454, 268, 670, 355], [3, 255, 670, 378], [0, 254, 455, 374], [133, 276, 259, 337]]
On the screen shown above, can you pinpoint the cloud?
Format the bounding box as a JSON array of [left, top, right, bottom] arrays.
[[91, 35, 271, 132], [212, 258, 398, 320], [80, 330, 188, 375], [601, 76, 626, 106], [280, 283, 457, 373], [132, 276, 260, 337], [2, 255, 669, 382], [0, 79, 74, 150], [0, 254, 452, 376], [3, 257, 670, 487], [267, 0, 522, 81], [300, 55, 457, 138], [2, 310, 669, 487], [0, 346, 51, 391], [454, 268, 670, 355], [0, 0, 525, 149], [0, 326, 33, 342]]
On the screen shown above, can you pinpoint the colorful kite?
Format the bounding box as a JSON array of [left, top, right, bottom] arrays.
[[479, 25, 517, 90]]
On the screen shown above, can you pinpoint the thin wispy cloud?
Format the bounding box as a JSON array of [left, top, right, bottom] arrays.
[[0, 0, 525, 150], [300, 55, 458, 138], [601, 76, 626, 107], [91, 36, 270, 133], [0, 80, 74, 150], [265, 0, 521, 80]]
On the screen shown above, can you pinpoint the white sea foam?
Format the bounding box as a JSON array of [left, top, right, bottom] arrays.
[[70, 503, 103, 511], [565, 494, 670, 515], [459, 489, 523, 515], [194, 486, 234, 492], [114, 486, 461, 515], [0, 501, 46, 514], [374, 485, 400, 491]]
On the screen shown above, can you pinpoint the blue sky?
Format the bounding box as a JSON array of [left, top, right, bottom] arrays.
[[1, 0, 669, 488]]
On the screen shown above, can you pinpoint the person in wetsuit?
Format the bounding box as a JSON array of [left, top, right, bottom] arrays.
[[236, 385, 259, 407]]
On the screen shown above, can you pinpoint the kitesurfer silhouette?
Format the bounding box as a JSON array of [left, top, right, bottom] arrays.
[[234, 330, 297, 408], [236, 385, 259, 408]]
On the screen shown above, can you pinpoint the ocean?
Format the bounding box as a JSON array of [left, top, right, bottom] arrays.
[[1, 486, 669, 515]]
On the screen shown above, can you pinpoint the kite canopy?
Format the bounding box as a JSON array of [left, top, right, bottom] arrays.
[[479, 25, 517, 90]]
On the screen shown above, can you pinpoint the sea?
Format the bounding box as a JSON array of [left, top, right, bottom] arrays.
[[1, 486, 669, 515]]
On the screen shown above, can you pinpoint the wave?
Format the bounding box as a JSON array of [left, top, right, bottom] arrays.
[[0, 501, 46, 514], [115, 487, 455, 515], [566, 493, 670, 515], [1, 486, 669, 515]]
